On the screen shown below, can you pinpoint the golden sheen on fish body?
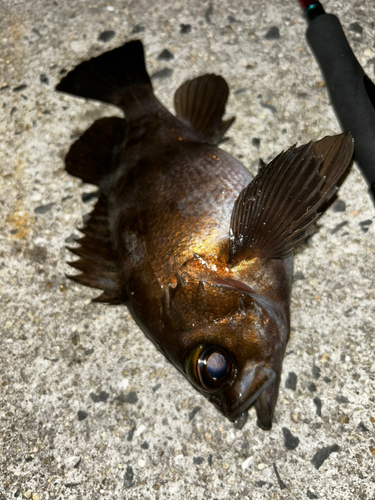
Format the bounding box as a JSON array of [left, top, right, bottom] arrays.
[[56, 40, 353, 430]]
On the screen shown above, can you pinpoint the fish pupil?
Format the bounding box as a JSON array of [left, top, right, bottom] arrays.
[[206, 352, 228, 379]]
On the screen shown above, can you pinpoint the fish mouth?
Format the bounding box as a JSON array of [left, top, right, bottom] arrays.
[[235, 410, 249, 430], [229, 368, 276, 420], [208, 365, 276, 427]]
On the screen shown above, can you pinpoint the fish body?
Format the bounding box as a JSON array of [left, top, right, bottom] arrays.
[[57, 40, 353, 429]]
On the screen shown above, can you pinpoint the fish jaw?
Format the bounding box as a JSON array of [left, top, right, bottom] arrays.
[[207, 362, 278, 422], [255, 375, 281, 430], [201, 336, 285, 429]]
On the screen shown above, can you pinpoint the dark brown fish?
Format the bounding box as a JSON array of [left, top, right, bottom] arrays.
[[56, 40, 353, 430]]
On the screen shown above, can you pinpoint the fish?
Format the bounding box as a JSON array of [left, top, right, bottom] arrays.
[[56, 40, 353, 430]]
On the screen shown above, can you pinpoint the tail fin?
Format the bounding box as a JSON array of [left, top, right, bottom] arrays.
[[56, 40, 152, 108]]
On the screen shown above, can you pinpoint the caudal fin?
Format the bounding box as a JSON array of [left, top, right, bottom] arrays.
[[56, 40, 152, 109]]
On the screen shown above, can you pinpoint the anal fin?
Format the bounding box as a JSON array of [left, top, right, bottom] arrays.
[[65, 116, 127, 185], [67, 194, 125, 304]]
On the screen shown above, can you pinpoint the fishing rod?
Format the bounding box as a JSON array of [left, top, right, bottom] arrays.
[[299, 0, 375, 205]]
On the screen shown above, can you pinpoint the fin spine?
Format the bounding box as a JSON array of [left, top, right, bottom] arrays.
[[67, 194, 125, 304]]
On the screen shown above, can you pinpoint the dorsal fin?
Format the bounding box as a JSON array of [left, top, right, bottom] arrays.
[[65, 117, 127, 185], [228, 132, 353, 265], [67, 194, 125, 304], [174, 74, 235, 144]]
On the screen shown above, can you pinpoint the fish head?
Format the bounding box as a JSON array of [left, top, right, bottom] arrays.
[[181, 285, 289, 430]]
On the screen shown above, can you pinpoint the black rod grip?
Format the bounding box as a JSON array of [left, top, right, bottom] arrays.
[[306, 13, 375, 201]]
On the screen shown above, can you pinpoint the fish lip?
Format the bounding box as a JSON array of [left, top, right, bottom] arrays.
[[208, 396, 252, 423], [209, 367, 277, 422], [232, 367, 276, 419]]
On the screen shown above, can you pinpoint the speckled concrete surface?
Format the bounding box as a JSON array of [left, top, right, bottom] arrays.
[[1, 1, 375, 499]]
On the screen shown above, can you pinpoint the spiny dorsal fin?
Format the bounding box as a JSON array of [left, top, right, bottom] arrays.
[[228, 132, 353, 265], [174, 74, 235, 144], [67, 194, 125, 304], [65, 117, 127, 185]]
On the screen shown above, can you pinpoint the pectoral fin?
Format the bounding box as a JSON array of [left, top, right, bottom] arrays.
[[228, 132, 353, 265]]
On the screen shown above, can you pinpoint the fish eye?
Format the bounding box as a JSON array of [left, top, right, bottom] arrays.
[[185, 345, 235, 392], [202, 352, 228, 379]]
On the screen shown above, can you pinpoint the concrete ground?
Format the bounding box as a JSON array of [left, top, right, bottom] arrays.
[[1, 0, 374, 499]]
